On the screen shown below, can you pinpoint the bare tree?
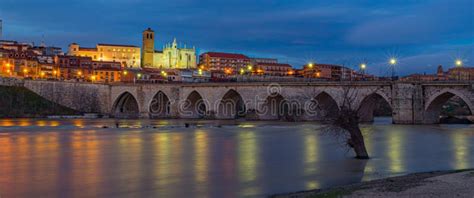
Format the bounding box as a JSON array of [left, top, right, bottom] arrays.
[[320, 86, 380, 159]]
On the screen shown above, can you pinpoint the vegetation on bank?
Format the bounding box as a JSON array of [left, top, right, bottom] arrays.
[[0, 86, 80, 118]]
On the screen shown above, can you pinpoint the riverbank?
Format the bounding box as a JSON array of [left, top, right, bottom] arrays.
[[0, 85, 80, 118], [272, 169, 474, 198]]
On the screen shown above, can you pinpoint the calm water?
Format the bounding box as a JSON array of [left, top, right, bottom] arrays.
[[0, 118, 473, 198]]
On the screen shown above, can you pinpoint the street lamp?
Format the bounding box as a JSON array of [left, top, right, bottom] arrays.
[[359, 63, 367, 76], [455, 59, 463, 67], [308, 62, 314, 68], [23, 68, 28, 78], [389, 58, 397, 80]]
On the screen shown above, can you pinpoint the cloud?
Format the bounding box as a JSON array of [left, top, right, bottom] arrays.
[[1, 0, 473, 71], [346, 0, 474, 46]]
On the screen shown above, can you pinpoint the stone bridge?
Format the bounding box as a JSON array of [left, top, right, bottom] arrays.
[[7, 79, 474, 124]]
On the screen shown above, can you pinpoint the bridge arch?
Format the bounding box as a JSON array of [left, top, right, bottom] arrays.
[[217, 89, 246, 119], [358, 92, 393, 122], [306, 91, 340, 120], [149, 91, 171, 118], [112, 91, 140, 118], [259, 93, 289, 120], [180, 90, 207, 118], [424, 89, 474, 124]]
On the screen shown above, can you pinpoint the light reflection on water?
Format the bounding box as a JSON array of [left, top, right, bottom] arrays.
[[0, 118, 473, 197]]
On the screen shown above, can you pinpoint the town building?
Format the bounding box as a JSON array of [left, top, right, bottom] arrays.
[[142, 28, 197, 69], [92, 61, 122, 83], [55, 55, 93, 81], [68, 43, 141, 68], [0, 48, 14, 76], [302, 63, 366, 81], [251, 58, 278, 64], [447, 67, 474, 81], [199, 52, 251, 74], [251, 58, 293, 76], [36, 55, 56, 79], [400, 65, 474, 81], [31, 46, 64, 56]]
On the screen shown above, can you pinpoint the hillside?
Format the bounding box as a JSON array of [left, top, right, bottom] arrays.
[[0, 85, 80, 118]]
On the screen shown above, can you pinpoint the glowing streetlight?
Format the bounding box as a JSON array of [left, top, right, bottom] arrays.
[[308, 62, 314, 68], [455, 59, 463, 67], [90, 75, 96, 81], [389, 58, 397, 80], [40, 71, 45, 77], [240, 68, 245, 75], [389, 58, 397, 65], [198, 69, 203, 75], [360, 63, 367, 75], [123, 70, 128, 75], [247, 65, 253, 71], [225, 68, 232, 75], [137, 73, 142, 78], [161, 71, 168, 77], [77, 71, 82, 76], [23, 68, 28, 73]]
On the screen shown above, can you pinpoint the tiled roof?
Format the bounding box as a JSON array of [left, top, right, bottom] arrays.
[[203, 52, 249, 59], [97, 43, 139, 48]]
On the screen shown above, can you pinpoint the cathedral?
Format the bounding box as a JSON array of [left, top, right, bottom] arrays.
[[142, 28, 197, 69]]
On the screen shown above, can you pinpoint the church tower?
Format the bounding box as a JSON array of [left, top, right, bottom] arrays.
[[142, 28, 155, 67]]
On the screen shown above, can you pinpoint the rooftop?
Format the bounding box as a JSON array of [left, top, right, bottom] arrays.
[[97, 43, 139, 48], [203, 52, 249, 59]]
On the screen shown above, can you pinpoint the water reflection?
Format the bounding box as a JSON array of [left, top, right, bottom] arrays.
[[387, 129, 405, 173], [361, 127, 375, 181], [0, 119, 472, 198], [194, 130, 209, 197], [452, 131, 469, 170], [304, 131, 320, 189], [238, 130, 260, 196]]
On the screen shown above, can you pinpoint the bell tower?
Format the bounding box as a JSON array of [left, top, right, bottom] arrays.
[[142, 28, 155, 67]]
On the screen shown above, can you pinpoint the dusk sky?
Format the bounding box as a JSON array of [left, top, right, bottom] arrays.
[[1, 0, 473, 76]]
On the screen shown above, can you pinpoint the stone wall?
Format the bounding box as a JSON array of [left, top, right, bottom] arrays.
[[23, 80, 111, 114]]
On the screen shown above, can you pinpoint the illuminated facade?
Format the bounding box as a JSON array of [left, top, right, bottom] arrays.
[[199, 52, 251, 73], [252, 58, 293, 76], [448, 67, 474, 81], [142, 28, 197, 69], [68, 43, 141, 68], [302, 63, 367, 81]]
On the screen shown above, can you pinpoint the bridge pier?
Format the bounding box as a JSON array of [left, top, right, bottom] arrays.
[[392, 83, 425, 124]]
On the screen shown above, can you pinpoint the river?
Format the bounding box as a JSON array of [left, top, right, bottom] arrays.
[[0, 118, 473, 197]]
